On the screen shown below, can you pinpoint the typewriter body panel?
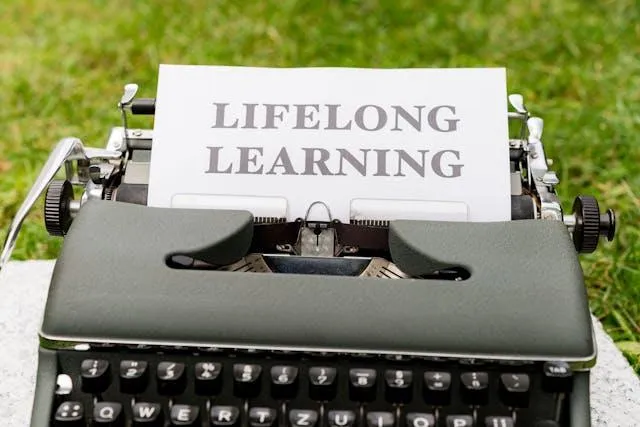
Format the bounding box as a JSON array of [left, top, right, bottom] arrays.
[[0, 85, 616, 426], [32, 201, 595, 427]]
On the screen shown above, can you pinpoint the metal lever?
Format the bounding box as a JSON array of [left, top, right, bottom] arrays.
[[0, 137, 121, 272]]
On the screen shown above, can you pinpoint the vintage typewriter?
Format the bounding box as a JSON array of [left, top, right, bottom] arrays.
[[0, 84, 616, 427]]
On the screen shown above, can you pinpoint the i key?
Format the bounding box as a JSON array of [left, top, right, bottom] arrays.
[[366, 412, 394, 427]]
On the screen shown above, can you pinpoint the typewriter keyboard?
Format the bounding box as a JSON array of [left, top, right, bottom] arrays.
[[49, 350, 574, 427]]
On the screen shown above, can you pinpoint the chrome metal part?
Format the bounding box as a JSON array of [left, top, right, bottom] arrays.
[[525, 117, 563, 221], [563, 214, 577, 233], [299, 226, 335, 257], [37, 333, 596, 372], [118, 83, 139, 150], [360, 258, 409, 279], [0, 138, 121, 272]]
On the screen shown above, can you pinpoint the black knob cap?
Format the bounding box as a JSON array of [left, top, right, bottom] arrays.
[[571, 195, 615, 253], [44, 180, 74, 236]]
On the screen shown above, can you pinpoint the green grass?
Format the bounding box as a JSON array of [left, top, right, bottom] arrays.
[[1, 0, 638, 371]]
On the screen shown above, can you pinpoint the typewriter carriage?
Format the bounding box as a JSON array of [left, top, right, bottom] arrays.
[[0, 84, 616, 276]]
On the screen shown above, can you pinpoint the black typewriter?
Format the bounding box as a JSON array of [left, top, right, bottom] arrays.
[[0, 85, 616, 427]]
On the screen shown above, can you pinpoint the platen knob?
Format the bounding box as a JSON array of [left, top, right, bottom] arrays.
[[44, 180, 74, 236], [571, 195, 616, 253]]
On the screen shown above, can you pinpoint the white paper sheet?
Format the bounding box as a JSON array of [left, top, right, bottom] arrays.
[[148, 65, 511, 222]]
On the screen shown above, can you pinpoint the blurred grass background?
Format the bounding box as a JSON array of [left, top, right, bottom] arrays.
[[0, 0, 638, 371]]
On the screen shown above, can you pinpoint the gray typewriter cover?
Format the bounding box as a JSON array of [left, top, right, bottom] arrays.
[[40, 201, 594, 363]]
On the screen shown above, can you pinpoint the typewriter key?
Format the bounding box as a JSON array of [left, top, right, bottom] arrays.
[[195, 362, 223, 395], [485, 416, 515, 427], [309, 367, 337, 401], [460, 372, 489, 404], [170, 404, 200, 425], [423, 371, 451, 405], [119, 360, 148, 394], [210, 406, 241, 427], [405, 413, 436, 427], [132, 402, 163, 426], [498, 373, 530, 407], [80, 359, 110, 393], [365, 412, 394, 427], [54, 401, 84, 425], [157, 362, 186, 395], [289, 409, 319, 427], [93, 401, 124, 425], [384, 369, 413, 403], [327, 410, 357, 427], [445, 415, 473, 427], [249, 407, 277, 427], [348, 368, 377, 401], [542, 361, 573, 393], [233, 364, 263, 397], [270, 365, 299, 399]]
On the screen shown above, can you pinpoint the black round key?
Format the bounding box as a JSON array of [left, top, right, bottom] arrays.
[[170, 404, 200, 426], [460, 372, 489, 404], [485, 416, 515, 427], [54, 401, 84, 426], [309, 367, 337, 401], [93, 402, 124, 426], [327, 410, 356, 427], [542, 361, 573, 393], [289, 409, 319, 427], [270, 365, 299, 399], [423, 371, 451, 405], [120, 360, 148, 394], [249, 407, 277, 427], [349, 368, 377, 401], [366, 412, 394, 427], [211, 406, 241, 427], [384, 369, 413, 403], [81, 359, 110, 393], [446, 415, 473, 427], [157, 361, 186, 395], [195, 362, 223, 395], [406, 413, 436, 427], [132, 402, 163, 426], [233, 363, 262, 397], [499, 373, 530, 407]]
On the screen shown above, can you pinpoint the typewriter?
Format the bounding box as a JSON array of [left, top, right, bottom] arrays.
[[0, 84, 616, 427]]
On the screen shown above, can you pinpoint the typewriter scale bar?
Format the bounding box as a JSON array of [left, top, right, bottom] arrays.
[[38, 347, 580, 427]]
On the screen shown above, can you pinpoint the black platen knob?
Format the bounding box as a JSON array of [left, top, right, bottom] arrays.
[[44, 180, 74, 236], [571, 195, 616, 253]]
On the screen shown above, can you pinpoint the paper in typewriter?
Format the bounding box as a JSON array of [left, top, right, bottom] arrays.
[[148, 65, 511, 222]]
